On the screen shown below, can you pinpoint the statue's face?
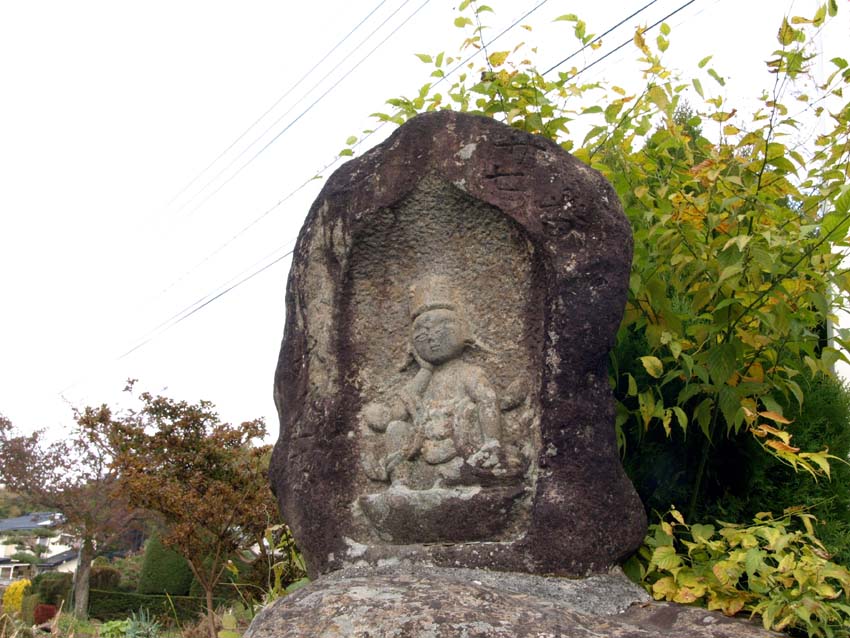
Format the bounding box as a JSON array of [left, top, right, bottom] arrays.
[[412, 308, 466, 365]]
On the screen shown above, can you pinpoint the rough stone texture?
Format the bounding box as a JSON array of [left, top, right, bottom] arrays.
[[271, 110, 646, 578], [244, 566, 778, 638]]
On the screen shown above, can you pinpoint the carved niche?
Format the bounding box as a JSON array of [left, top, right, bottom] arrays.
[[346, 177, 543, 543]]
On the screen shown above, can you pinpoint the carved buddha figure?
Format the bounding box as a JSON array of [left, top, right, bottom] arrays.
[[360, 276, 515, 491]]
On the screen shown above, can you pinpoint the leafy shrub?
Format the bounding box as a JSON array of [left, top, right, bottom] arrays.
[[112, 552, 144, 591], [30, 572, 71, 607], [626, 508, 850, 636], [90, 565, 122, 591], [32, 604, 56, 625], [623, 375, 850, 562], [100, 619, 130, 638], [137, 535, 193, 596], [126, 608, 161, 638], [19, 594, 39, 626], [1, 580, 30, 615]]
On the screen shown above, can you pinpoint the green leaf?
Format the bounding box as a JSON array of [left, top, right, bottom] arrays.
[[345, 135, 357, 146], [707, 68, 726, 86], [652, 545, 682, 571], [415, 53, 432, 63], [660, 22, 670, 36], [339, 148, 354, 157], [221, 614, 237, 630], [692, 78, 704, 98], [707, 342, 737, 385], [691, 523, 715, 542], [718, 264, 742, 283], [672, 407, 688, 435], [554, 13, 580, 22], [640, 356, 664, 379], [698, 55, 713, 68], [627, 373, 638, 397], [454, 16, 472, 28], [695, 398, 714, 439]]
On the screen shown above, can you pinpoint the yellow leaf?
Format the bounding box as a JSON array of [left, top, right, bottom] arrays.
[[651, 576, 678, 600], [633, 28, 649, 54], [673, 587, 698, 604], [670, 509, 685, 525], [758, 410, 792, 424], [723, 124, 740, 136], [766, 439, 801, 454], [640, 356, 664, 379], [488, 51, 510, 67]]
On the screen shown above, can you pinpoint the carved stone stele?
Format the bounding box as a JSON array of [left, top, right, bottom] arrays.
[[270, 111, 646, 578]]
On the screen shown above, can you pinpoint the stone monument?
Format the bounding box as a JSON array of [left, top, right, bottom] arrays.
[[270, 110, 646, 576], [254, 112, 776, 637]]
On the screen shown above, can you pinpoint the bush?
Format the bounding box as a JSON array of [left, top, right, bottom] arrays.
[[90, 566, 122, 591], [30, 572, 71, 607], [1, 579, 30, 614], [19, 593, 39, 625], [627, 508, 850, 637], [32, 604, 56, 625], [137, 535, 193, 596], [112, 552, 144, 591]]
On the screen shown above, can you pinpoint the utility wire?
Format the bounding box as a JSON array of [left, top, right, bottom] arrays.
[[118, 242, 296, 360], [111, 0, 682, 360], [544, 0, 699, 79], [178, 0, 430, 219], [144, 0, 550, 306], [165, 0, 389, 210], [542, 0, 660, 76]]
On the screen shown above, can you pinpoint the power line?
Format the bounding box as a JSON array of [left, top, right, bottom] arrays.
[[110, 0, 683, 360], [542, 0, 661, 76], [118, 242, 296, 360], [143, 0, 551, 308], [544, 0, 700, 79], [165, 0, 390, 210], [177, 0, 430, 219]]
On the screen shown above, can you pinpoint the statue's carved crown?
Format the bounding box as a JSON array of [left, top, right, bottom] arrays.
[[409, 276, 459, 320]]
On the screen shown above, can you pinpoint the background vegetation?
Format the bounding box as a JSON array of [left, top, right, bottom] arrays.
[[360, 1, 850, 634]]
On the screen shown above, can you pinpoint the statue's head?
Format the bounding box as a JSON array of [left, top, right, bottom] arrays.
[[409, 276, 472, 365]]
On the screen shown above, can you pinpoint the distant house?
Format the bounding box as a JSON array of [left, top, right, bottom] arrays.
[[0, 512, 77, 585]]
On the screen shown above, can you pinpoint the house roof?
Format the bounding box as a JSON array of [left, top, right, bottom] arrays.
[[38, 549, 77, 568], [0, 512, 62, 533]]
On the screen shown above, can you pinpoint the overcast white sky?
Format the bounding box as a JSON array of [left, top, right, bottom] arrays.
[[1, 0, 847, 442]]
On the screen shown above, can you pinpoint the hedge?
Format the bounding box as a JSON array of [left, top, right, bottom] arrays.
[[88, 588, 224, 622]]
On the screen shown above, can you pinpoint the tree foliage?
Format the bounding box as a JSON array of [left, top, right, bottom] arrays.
[[358, 1, 850, 626], [80, 387, 278, 638], [0, 414, 142, 619], [365, 0, 850, 506]]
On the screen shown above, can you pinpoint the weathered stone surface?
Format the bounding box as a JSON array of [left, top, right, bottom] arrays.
[[245, 566, 777, 638], [271, 110, 646, 577]]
